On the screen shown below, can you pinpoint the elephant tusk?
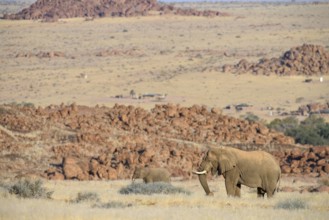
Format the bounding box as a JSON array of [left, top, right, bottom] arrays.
[[192, 170, 207, 175]]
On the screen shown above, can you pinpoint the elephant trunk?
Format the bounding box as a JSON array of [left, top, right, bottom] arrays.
[[194, 161, 213, 196], [198, 173, 212, 195]]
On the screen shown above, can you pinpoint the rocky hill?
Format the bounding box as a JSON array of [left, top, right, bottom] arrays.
[[0, 103, 328, 181], [222, 44, 329, 76], [3, 0, 225, 19]]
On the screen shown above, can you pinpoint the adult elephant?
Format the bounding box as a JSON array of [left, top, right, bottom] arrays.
[[193, 146, 281, 198], [132, 167, 171, 183]]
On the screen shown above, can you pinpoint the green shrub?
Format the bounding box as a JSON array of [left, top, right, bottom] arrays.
[[267, 117, 299, 133], [119, 182, 191, 195], [9, 179, 53, 199], [268, 115, 329, 145], [274, 198, 308, 210], [92, 201, 132, 209], [72, 192, 100, 203]]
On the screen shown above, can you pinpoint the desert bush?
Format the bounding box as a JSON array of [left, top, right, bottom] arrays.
[[295, 97, 305, 103], [268, 115, 329, 145], [119, 182, 191, 195], [8, 179, 53, 199], [0, 182, 10, 198], [9, 102, 35, 108], [72, 192, 100, 203], [241, 112, 260, 122], [286, 116, 329, 145], [318, 177, 329, 186], [92, 201, 132, 209], [274, 198, 308, 210], [0, 107, 10, 115], [267, 116, 299, 133]]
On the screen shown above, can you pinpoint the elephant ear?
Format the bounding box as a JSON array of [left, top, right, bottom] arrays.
[[218, 155, 236, 174]]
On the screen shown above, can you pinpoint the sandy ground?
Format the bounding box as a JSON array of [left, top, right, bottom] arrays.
[[0, 2, 329, 121], [0, 177, 328, 220]]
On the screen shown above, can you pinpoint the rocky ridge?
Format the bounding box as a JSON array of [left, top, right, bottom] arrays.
[[3, 0, 226, 20], [222, 44, 329, 76], [1, 103, 328, 181]]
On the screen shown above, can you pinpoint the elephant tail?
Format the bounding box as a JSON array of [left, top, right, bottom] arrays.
[[276, 173, 281, 193]]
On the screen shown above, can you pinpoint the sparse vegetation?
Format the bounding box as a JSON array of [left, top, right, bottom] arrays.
[[92, 201, 132, 209], [295, 97, 305, 103], [241, 112, 260, 122], [9, 102, 35, 108], [72, 192, 100, 203], [274, 198, 308, 210], [8, 179, 53, 199], [119, 182, 191, 195], [268, 115, 329, 145]]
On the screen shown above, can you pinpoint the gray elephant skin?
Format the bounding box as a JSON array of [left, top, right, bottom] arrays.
[[194, 146, 281, 198], [132, 167, 171, 183]]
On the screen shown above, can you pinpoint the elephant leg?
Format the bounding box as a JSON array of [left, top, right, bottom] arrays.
[[144, 177, 151, 184], [224, 169, 240, 197], [266, 180, 279, 198], [225, 180, 236, 197], [266, 187, 276, 198], [267, 190, 274, 198], [235, 183, 241, 197], [257, 188, 265, 198]]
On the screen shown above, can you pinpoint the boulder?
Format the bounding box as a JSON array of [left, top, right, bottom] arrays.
[[309, 185, 329, 193], [62, 157, 83, 179], [49, 172, 65, 180], [281, 165, 292, 174]]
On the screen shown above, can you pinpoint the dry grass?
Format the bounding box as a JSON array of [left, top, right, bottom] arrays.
[[0, 178, 328, 220]]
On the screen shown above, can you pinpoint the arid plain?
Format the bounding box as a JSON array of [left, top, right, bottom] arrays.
[[1, 2, 329, 120], [0, 2, 329, 220]]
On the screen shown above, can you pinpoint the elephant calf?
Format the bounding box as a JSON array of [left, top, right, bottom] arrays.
[[132, 167, 171, 183]]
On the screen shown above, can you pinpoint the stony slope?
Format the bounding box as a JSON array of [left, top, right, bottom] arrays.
[[0, 103, 327, 181]]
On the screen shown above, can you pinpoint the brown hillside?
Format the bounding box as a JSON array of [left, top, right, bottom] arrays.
[[1, 103, 327, 181], [3, 0, 225, 20]]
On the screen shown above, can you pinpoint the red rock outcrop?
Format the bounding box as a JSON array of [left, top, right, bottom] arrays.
[[3, 0, 226, 20], [296, 102, 329, 116], [222, 44, 329, 76], [0, 103, 328, 181], [273, 146, 329, 177]]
